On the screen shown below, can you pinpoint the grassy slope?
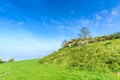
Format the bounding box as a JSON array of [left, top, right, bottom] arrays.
[[0, 59, 119, 80], [40, 39, 120, 73], [0, 39, 120, 80]]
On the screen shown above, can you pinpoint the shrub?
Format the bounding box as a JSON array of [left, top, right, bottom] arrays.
[[88, 39, 96, 43], [98, 37, 107, 41], [8, 58, 14, 62], [69, 61, 79, 68], [61, 40, 68, 47], [109, 32, 120, 39], [0, 58, 3, 63], [63, 42, 70, 48], [100, 32, 120, 40]]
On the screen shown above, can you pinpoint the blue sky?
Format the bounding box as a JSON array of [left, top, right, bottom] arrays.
[[0, 0, 120, 60]]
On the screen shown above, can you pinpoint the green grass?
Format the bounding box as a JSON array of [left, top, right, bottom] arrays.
[[0, 59, 119, 80]]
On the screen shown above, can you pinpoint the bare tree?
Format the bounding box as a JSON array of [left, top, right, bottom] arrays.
[[61, 40, 68, 47], [78, 27, 91, 39]]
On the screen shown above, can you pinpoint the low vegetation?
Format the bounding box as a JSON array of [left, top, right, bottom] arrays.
[[0, 58, 3, 63], [8, 58, 14, 62], [0, 58, 15, 63]]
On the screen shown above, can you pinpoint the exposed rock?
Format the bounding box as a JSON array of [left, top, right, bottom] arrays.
[[77, 40, 88, 46]]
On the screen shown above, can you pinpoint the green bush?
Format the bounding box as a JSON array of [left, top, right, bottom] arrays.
[[8, 58, 14, 62], [69, 60, 80, 69], [101, 32, 120, 40]]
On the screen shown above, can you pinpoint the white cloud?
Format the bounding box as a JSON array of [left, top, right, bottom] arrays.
[[110, 6, 120, 16], [95, 14, 102, 20], [100, 10, 109, 15], [111, 9, 118, 16], [89, 5, 120, 29], [58, 4, 120, 37]]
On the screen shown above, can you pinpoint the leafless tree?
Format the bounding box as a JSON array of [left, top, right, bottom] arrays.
[[78, 27, 91, 39]]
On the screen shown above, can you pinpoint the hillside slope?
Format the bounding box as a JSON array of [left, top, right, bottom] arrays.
[[39, 39, 120, 73]]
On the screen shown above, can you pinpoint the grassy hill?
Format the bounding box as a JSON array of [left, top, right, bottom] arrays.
[[39, 39, 120, 73], [0, 37, 120, 79], [0, 59, 119, 80]]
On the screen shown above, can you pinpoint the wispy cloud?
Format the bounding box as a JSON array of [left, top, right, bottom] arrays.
[[79, 19, 90, 26], [56, 4, 120, 36], [17, 21, 25, 25], [50, 19, 61, 25], [41, 17, 48, 26], [58, 25, 64, 29], [93, 5, 120, 28]]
